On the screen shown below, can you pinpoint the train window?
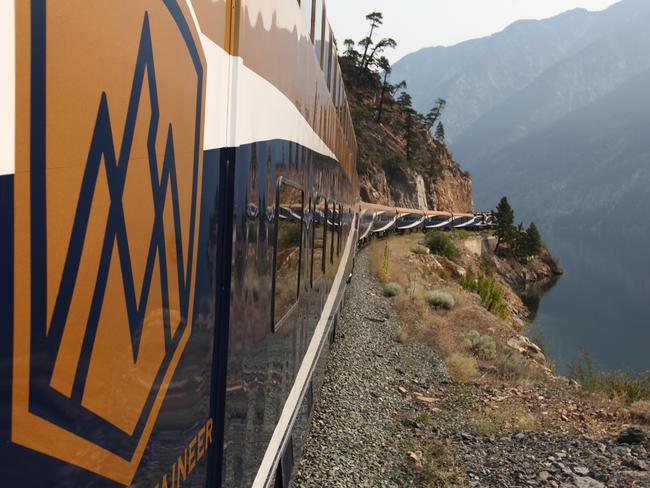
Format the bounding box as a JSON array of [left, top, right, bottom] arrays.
[[311, 195, 326, 286], [324, 27, 332, 88], [329, 31, 335, 91], [300, 0, 314, 41], [314, 0, 324, 67], [272, 178, 304, 331]]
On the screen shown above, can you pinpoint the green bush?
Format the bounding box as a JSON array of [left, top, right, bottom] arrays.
[[463, 330, 497, 360], [425, 231, 460, 261], [449, 229, 473, 240], [383, 282, 403, 297], [425, 290, 455, 310], [569, 349, 650, 403], [459, 274, 510, 320], [411, 246, 429, 255]]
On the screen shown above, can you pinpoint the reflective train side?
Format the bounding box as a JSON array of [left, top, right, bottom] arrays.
[[0, 1, 488, 487], [0, 1, 358, 487]]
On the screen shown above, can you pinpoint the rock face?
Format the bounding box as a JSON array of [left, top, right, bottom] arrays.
[[343, 60, 474, 213], [359, 153, 473, 212]]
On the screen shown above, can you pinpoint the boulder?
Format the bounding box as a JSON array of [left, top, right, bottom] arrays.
[[617, 426, 647, 445], [507, 335, 546, 364]]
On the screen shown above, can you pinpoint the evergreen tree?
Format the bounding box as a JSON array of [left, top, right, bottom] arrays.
[[425, 98, 447, 131], [359, 12, 384, 68], [343, 39, 360, 64], [494, 197, 516, 254], [398, 92, 416, 161], [525, 222, 543, 257], [376, 57, 392, 123], [435, 122, 446, 144]]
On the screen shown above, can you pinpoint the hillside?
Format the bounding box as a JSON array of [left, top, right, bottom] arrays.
[[340, 59, 473, 213]]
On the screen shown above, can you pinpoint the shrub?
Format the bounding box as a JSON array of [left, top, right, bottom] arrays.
[[459, 273, 510, 320], [381, 243, 391, 282], [463, 330, 497, 360], [425, 231, 460, 261], [411, 246, 429, 255], [631, 401, 650, 424], [569, 350, 650, 403], [493, 352, 540, 384], [426, 290, 455, 310], [446, 354, 478, 383], [383, 282, 403, 297], [450, 229, 473, 240]]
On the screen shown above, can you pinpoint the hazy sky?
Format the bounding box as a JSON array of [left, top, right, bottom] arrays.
[[327, 0, 621, 63]]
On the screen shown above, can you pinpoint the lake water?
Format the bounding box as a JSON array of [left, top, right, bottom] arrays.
[[525, 230, 650, 375]]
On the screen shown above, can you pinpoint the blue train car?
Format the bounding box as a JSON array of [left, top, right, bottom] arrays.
[[0, 1, 358, 487]]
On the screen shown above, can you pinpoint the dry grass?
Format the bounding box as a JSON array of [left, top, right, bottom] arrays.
[[631, 400, 650, 424], [446, 354, 478, 383], [492, 352, 545, 385], [405, 437, 467, 488], [369, 234, 545, 387], [471, 399, 539, 436]]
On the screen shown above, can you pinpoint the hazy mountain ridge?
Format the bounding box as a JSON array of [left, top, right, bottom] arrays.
[[392, 0, 650, 145], [393, 0, 650, 235], [454, 6, 650, 164], [473, 67, 650, 233]]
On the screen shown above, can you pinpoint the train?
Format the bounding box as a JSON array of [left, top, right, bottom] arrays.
[[357, 203, 495, 244], [0, 1, 491, 487]]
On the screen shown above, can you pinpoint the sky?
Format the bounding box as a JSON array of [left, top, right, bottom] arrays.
[[327, 0, 621, 63]]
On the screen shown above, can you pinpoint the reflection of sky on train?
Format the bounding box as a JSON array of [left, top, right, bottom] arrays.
[[527, 230, 650, 374]]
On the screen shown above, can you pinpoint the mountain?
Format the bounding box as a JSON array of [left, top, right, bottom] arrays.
[[392, 0, 650, 234], [392, 0, 650, 146], [473, 67, 650, 235], [453, 4, 650, 166]]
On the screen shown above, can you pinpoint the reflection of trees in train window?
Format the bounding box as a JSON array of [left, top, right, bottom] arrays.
[[272, 182, 304, 329], [311, 196, 326, 286], [337, 204, 342, 256]]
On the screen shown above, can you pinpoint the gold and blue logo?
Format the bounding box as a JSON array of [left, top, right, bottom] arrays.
[[11, 1, 205, 484]]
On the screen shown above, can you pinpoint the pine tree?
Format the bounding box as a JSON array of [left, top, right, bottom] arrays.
[[425, 98, 447, 132], [376, 57, 392, 123], [435, 122, 446, 144], [525, 222, 543, 257], [494, 197, 516, 254]]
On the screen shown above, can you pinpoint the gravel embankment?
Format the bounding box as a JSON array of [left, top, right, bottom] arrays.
[[292, 250, 447, 488], [292, 249, 649, 488]]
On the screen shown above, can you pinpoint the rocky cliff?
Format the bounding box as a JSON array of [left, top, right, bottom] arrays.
[[343, 61, 474, 213]]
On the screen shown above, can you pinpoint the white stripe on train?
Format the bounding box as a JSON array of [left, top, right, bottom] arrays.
[[0, 0, 15, 177], [185, 0, 337, 161]]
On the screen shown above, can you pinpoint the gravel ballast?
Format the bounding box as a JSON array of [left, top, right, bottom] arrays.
[[291, 249, 650, 488], [292, 251, 446, 487]]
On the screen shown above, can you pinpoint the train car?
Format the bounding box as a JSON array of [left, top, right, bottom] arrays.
[[0, 1, 358, 487], [360, 203, 397, 237], [357, 208, 376, 243], [451, 213, 479, 229], [424, 211, 454, 230], [395, 208, 426, 232]]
